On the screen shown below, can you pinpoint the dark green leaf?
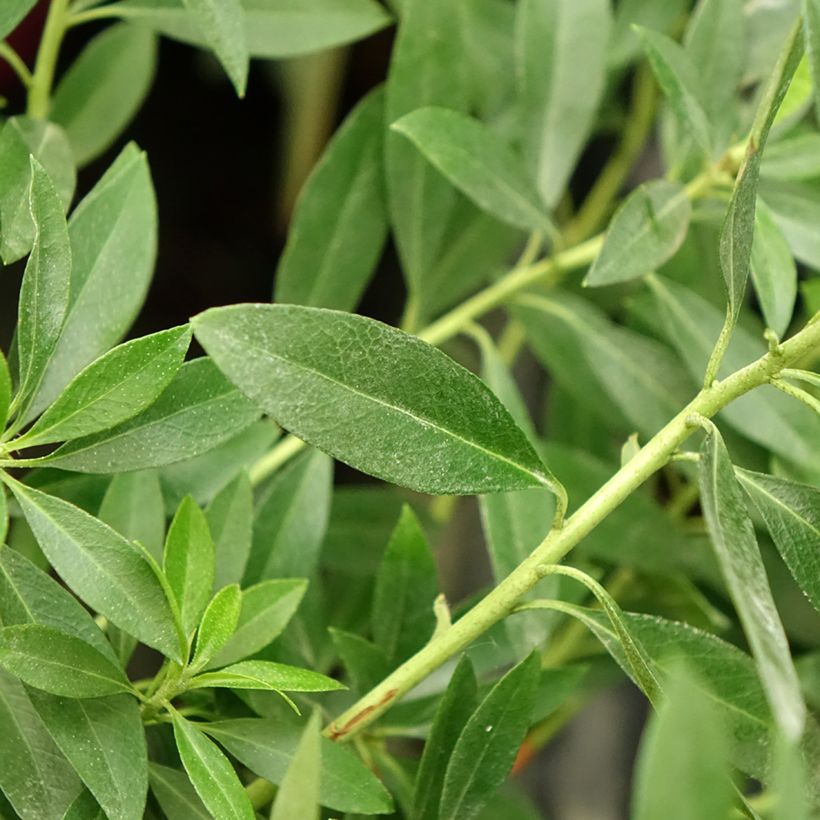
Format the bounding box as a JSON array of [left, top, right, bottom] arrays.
[[148, 764, 210, 820], [329, 628, 390, 693], [205, 471, 252, 589], [0, 491, 6, 546], [193, 304, 553, 494], [0, 624, 131, 698], [6, 479, 184, 661], [189, 659, 344, 693], [44, 358, 261, 473], [98, 470, 165, 562], [699, 423, 805, 740], [275, 86, 387, 312], [62, 790, 106, 820], [191, 584, 241, 671], [584, 180, 691, 287], [392, 107, 552, 232], [171, 712, 254, 820], [439, 653, 539, 820], [163, 496, 215, 635], [51, 24, 157, 166], [29, 691, 147, 820], [515, 0, 610, 206], [0, 0, 36, 39], [270, 712, 321, 820], [0, 348, 11, 432]]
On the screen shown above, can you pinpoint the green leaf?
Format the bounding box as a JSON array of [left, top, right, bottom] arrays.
[[632, 664, 733, 820], [635, 26, 711, 156], [0, 348, 11, 432], [163, 496, 215, 635], [0, 116, 75, 265], [206, 471, 252, 589], [204, 718, 394, 814], [736, 469, 820, 615], [804, 0, 820, 121], [188, 659, 344, 693], [44, 358, 261, 473], [515, 0, 611, 206], [372, 506, 438, 663], [28, 144, 157, 420], [191, 584, 241, 671], [112, 0, 391, 59], [761, 132, 820, 180], [608, 0, 688, 69], [392, 107, 552, 233], [750, 200, 797, 336], [15, 159, 72, 413], [0, 624, 131, 698], [385, 0, 467, 291], [98, 470, 165, 562], [181, 0, 248, 96], [50, 24, 157, 166], [6, 479, 184, 661], [29, 691, 147, 820], [329, 628, 391, 694], [148, 764, 210, 820], [584, 180, 691, 287], [440, 653, 539, 820], [275, 86, 387, 312], [0, 491, 7, 546], [413, 656, 478, 820], [62, 790, 106, 820], [759, 178, 820, 269], [17, 326, 191, 448], [772, 735, 810, 820], [270, 712, 321, 820], [171, 711, 255, 820], [0, 669, 80, 820], [246, 448, 332, 582], [207, 578, 307, 669], [698, 422, 806, 740], [0, 0, 36, 39], [193, 304, 552, 495]]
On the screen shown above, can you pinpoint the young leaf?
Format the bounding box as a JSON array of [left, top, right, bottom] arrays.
[[204, 718, 394, 815], [191, 584, 241, 671], [44, 358, 261, 473], [6, 479, 184, 661], [439, 653, 539, 819], [583, 180, 691, 287], [0, 670, 81, 820], [181, 0, 248, 96], [698, 422, 806, 740], [206, 471, 252, 589], [0, 348, 10, 432], [50, 24, 158, 166], [148, 764, 210, 820], [413, 656, 478, 820], [515, 0, 611, 206], [0, 624, 132, 698], [632, 664, 733, 820], [385, 0, 467, 292], [372, 505, 438, 663], [206, 578, 307, 669], [0, 116, 75, 264], [329, 628, 391, 694], [171, 711, 255, 820], [29, 691, 147, 820], [189, 659, 344, 693], [750, 201, 797, 336], [163, 496, 215, 635], [392, 107, 552, 233], [15, 159, 72, 413], [193, 304, 554, 495], [275, 86, 387, 312], [270, 712, 321, 820], [16, 326, 191, 448], [736, 469, 820, 615]]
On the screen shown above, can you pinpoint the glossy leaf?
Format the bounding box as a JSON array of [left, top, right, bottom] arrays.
[[0, 624, 132, 698], [29, 691, 147, 820], [584, 180, 691, 287], [191, 584, 241, 671], [193, 304, 553, 494], [44, 358, 261, 473], [98, 470, 165, 562], [182, 0, 247, 95], [0, 348, 11, 432], [207, 578, 307, 669], [392, 107, 552, 232], [18, 326, 191, 448], [51, 24, 157, 166], [737, 469, 820, 615], [0, 0, 36, 40], [440, 653, 539, 819], [7, 480, 183, 661], [699, 422, 805, 740], [188, 659, 344, 693], [171, 712, 254, 820], [270, 712, 321, 820], [204, 718, 394, 814], [515, 0, 610, 206], [163, 496, 215, 635], [148, 764, 210, 820], [206, 471, 253, 589], [275, 86, 387, 312]]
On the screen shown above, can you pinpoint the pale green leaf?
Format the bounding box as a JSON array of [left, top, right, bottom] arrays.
[[189, 659, 344, 693], [193, 304, 552, 494], [762, 132, 820, 180], [98, 470, 165, 562], [759, 178, 820, 268], [0, 348, 11, 432], [608, 0, 688, 69], [191, 584, 241, 671], [0, 491, 6, 545], [772, 736, 810, 820], [270, 712, 321, 820], [148, 764, 210, 820], [206, 471, 252, 589], [0, 1, 36, 39], [803, 0, 820, 121]]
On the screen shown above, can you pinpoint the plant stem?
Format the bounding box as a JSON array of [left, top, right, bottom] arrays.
[[247, 433, 306, 485], [320, 315, 820, 742], [27, 0, 70, 119], [0, 42, 33, 88]]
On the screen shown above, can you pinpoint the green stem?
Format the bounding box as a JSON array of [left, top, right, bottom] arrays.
[[246, 779, 277, 811], [247, 432, 307, 487], [0, 42, 33, 87], [770, 377, 820, 415], [27, 0, 71, 119]]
